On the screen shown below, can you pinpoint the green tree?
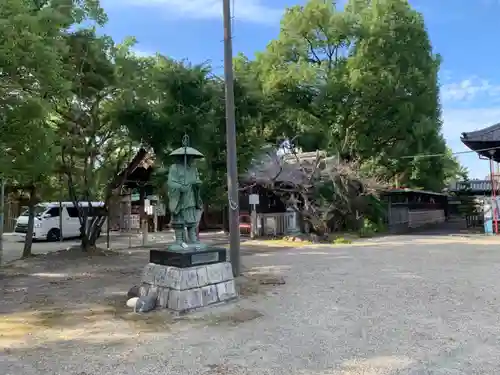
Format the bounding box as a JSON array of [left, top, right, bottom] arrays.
[[0, 0, 106, 256], [345, 0, 448, 189], [236, 0, 464, 192], [4, 111, 60, 257], [53, 30, 139, 250], [119, 57, 264, 211], [241, 0, 355, 152]]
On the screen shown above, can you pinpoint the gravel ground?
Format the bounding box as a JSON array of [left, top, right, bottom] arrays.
[[2, 235, 500, 374]]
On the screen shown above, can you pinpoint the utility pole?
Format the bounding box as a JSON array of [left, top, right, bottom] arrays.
[[223, 0, 241, 277]]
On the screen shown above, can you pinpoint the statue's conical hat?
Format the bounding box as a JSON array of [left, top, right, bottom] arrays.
[[169, 146, 204, 158]]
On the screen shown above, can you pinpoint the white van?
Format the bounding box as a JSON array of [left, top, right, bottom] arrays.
[[14, 201, 107, 241]]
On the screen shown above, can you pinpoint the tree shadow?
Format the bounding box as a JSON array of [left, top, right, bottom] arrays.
[[0, 244, 290, 353], [0, 249, 161, 340]]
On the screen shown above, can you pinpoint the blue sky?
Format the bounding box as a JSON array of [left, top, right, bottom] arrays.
[[100, 0, 500, 179]]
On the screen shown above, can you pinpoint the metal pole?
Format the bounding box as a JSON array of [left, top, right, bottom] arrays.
[[223, 0, 241, 277], [250, 184, 256, 239], [251, 204, 257, 239]]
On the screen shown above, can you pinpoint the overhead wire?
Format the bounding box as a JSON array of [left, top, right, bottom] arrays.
[[399, 145, 500, 160]]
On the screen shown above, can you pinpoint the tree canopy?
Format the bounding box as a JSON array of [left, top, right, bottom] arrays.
[[234, 0, 463, 191]]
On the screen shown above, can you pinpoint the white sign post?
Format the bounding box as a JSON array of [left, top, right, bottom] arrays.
[[143, 199, 151, 245], [249, 194, 259, 239]]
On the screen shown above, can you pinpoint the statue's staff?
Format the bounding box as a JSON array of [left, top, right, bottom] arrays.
[[182, 134, 189, 187]]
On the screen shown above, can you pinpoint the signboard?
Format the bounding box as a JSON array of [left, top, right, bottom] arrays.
[[249, 194, 259, 205]]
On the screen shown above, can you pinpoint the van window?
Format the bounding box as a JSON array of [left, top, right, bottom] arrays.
[[66, 205, 107, 218], [67, 207, 79, 218], [21, 205, 48, 217], [45, 207, 60, 217]]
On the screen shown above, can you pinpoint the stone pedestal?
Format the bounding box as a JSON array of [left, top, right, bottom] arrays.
[[140, 258, 237, 313]]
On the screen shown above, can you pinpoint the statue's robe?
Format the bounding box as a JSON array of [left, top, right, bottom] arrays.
[[167, 163, 202, 226]]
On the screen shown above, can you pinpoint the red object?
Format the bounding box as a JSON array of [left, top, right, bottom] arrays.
[[239, 213, 251, 234]]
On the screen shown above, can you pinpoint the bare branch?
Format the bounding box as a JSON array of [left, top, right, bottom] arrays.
[[244, 145, 388, 235]]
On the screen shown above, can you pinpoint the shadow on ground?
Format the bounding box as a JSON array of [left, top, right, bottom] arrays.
[[0, 244, 288, 353]]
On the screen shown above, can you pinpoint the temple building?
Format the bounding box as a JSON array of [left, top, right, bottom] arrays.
[[461, 123, 500, 234]]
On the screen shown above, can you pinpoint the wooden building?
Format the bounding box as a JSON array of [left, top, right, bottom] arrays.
[[382, 188, 449, 233], [112, 148, 166, 232]]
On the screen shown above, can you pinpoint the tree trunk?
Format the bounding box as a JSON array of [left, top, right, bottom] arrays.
[[81, 216, 105, 251], [88, 215, 106, 246], [80, 222, 90, 251], [22, 186, 36, 258]]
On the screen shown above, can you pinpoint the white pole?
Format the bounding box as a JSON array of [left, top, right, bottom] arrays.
[[251, 204, 257, 239]]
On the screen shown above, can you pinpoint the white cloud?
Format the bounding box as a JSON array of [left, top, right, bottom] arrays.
[[441, 77, 500, 102], [113, 0, 283, 24], [439, 76, 500, 175], [442, 107, 500, 146], [442, 106, 500, 178]]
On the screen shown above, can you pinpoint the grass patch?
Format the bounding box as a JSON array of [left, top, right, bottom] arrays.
[[332, 237, 353, 244], [244, 239, 312, 248]]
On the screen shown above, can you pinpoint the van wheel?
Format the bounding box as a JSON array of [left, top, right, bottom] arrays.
[[47, 228, 61, 242]]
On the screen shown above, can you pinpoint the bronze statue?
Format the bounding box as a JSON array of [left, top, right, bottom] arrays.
[[166, 135, 205, 250]]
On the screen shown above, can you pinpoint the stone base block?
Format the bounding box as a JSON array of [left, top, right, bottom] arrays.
[[140, 261, 237, 313]]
